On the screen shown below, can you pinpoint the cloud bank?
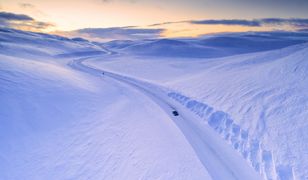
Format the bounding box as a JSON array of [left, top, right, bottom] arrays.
[[0, 11, 53, 31], [0, 12, 33, 21], [2, 11, 307, 41], [60, 18, 308, 42], [190, 18, 308, 28], [191, 19, 261, 26], [149, 18, 308, 29]]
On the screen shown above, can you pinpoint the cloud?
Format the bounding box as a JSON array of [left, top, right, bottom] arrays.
[[14, 21, 53, 30], [148, 21, 186, 27], [60, 27, 164, 41], [18, 3, 47, 17], [0, 11, 33, 21], [101, 0, 112, 3], [190, 18, 308, 28], [0, 11, 54, 31], [298, 29, 308, 32], [260, 18, 308, 28], [148, 18, 308, 29], [19, 3, 35, 8], [148, 18, 308, 31], [100, 0, 137, 3], [191, 19, 261, 26], [70, 18, 307, 41]]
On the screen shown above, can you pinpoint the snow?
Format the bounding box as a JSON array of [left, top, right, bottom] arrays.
[[0, 28, 211, 179], [86, 33, 308, 180], [103, 32, 307, 58], [70, 58, 262, 179], [1, 27, 308, 179]]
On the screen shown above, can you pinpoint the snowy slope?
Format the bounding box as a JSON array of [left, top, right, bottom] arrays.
[[86, 34, 308, 180], [0, 27, 108, 60], [70, 58, 262, 180], [1, 27, 307, 180], [0, 28, 212, 179], [103, 32, 307, 58], [165, 44, 308, 180]]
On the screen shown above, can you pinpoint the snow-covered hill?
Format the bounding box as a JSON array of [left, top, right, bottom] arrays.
[[87, 33, 308, 180], [103, 32, 307, 58], [1, 27, 307, 180], [0, 28, 212, 179]]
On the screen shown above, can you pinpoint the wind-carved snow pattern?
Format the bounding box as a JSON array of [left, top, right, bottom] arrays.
[[168, 92, 295, 180]]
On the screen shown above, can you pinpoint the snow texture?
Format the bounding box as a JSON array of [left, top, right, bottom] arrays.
[[1, 27, 308, 180]]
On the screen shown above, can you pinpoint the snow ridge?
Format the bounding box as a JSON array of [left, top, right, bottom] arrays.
[[168, 92, 294, 180]]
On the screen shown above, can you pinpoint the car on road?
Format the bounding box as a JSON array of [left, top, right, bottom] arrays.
[[172, 110, 179, 116]]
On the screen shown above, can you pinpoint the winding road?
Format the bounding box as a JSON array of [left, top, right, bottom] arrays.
[[69, 56, 262, 180]]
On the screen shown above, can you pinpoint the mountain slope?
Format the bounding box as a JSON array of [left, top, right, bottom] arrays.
[[87, 40, 308, 180], [0, 28, 211, 179]]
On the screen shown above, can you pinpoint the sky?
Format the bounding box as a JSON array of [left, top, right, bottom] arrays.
[[1, 0, 308, 40]]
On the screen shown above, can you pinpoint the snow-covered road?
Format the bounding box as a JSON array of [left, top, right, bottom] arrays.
[[69, 57, 262, 180]]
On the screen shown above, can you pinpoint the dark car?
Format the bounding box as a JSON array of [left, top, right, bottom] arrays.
[[172, 110, 179, 116]]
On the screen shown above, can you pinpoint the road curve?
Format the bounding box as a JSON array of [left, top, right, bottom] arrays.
[[69, 57, 262, 180]]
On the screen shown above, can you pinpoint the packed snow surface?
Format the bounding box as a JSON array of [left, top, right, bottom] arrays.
[[1, 28, 308, 180]]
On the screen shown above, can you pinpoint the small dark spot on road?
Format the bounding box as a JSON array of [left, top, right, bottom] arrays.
[[172, 110, 179, 116]]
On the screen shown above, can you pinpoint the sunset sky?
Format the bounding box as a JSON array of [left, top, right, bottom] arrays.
[[1, 0, 308, 40]]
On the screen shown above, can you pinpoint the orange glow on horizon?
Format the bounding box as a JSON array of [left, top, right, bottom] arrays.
[[160, 24, 269, 38]]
